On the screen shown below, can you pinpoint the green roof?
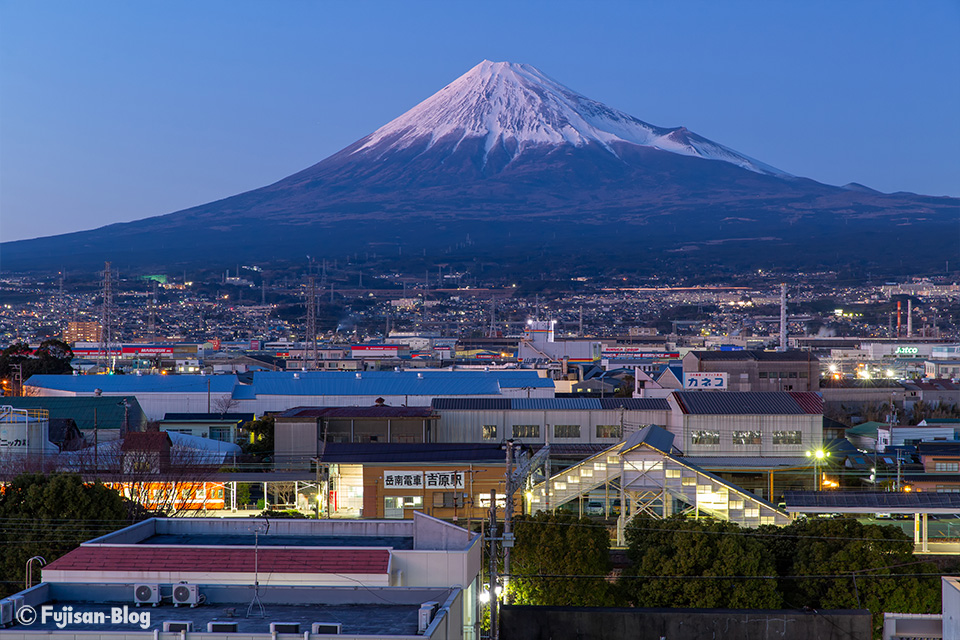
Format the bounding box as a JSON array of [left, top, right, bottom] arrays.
[[0, 396, 146, 430], [845, 421, 889, 437]]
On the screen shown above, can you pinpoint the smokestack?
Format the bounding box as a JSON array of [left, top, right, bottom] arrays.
[[779, 283, 787, 352], [897, 300, 902, 337], [907, 300, 913, 338]]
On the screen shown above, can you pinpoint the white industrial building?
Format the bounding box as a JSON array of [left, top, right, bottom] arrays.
[[24, 370, 555, 421]]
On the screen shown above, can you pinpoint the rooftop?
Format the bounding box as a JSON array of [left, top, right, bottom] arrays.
[[45, 546, 390, 575], [431, 397, 670, 411], [689, 350, 819, 362], [673, 391, 823, 415]]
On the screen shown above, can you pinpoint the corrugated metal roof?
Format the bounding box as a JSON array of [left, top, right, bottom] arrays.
[[162, 413, 254, 422], [691, 350, 819, 362], [25, 374, 238, 394], [317, 443, 507, 463], [785, 490, 960, 510], [278, 406, 435, 419], [250, 370, 549, 397], [622, 424, 675, 454], [431, 398, 511, 411], [674, 391, 822, 415], [679, 456, 811, 470], [430, 398, 669, 411], [598, 398, 671, 410], [0, 395, 147, 430]]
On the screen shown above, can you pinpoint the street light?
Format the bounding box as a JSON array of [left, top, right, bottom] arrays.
[[805, 449, 830, 491]]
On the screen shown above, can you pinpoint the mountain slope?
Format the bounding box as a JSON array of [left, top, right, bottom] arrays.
[[2, 60, 956, 273]]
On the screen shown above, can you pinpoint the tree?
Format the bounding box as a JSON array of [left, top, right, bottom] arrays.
[[620, 516, 782, 609], [0, 339, 74, 389], [244, 415, 275, 456], [762, 518, 940, 634], [0, 473, 147, 598], [508, 512, 613, 606]]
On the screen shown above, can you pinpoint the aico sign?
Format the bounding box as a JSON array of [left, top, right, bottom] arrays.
[[684, 372, 728, 390]]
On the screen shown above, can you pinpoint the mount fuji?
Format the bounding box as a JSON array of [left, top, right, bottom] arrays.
[[3, 60, 956, 273]]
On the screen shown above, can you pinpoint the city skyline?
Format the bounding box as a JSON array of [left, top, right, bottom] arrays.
[[1, 1, 958, 243]]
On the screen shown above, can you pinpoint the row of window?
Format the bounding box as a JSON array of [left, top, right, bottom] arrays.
[[482, 424, 623, 440], [691, 430, 803, 446], [935, 462, 960, 472]]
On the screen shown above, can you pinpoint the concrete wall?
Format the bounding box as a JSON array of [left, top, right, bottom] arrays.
[[500, 606, 871, 640]]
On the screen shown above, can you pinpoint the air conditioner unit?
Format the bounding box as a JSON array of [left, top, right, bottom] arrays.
[[207, 622, 238, 633], [133, 584, 160, 606], [311, 622, 342, 634], [9, 597, 24, 617], [0, 600, 13, 628], [269, 622, 300, 634], [172, 583, 199, 607], [417, 602, 439, 633], [163, 621, 194, 632]]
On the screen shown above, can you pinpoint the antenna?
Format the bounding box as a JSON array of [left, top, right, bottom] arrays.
[[246, 521, 269, 618]]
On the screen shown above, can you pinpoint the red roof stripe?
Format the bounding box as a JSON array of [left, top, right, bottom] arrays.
[[46, 546, 389, 574]]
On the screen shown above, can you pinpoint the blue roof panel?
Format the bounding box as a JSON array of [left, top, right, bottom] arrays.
[[25, 374, 238, 394]]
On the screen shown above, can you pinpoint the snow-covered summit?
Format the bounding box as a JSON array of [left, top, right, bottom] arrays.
[[355, 60, 786, 175]]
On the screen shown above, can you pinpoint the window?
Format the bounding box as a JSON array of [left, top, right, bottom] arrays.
[[732, 431, 761, 445], [691, 430, 720, 445], [758, 372, 768, 379], [512, 425, 540, 439], [384, 496, 423, 509], [209, 426, 231, 441], [596, 425, 622, 439], [773, 430, 802, 445], [779, 372, 788, 379], [935, 462, 960, 472], [799, 371, 808, 378], [433, 492, 465, 508], [936, 485, 960, 493], [744, 508, 759, 518], [729, 499, 744, 510], [482, 425, 497, 440], [682, 477, 696, 486], [789, 371, 798, 379], [554, 425, 581, 439], [665, 469, 681, 478]]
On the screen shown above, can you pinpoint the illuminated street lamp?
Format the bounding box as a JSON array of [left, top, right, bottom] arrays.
[[805, 449, 830, 491]]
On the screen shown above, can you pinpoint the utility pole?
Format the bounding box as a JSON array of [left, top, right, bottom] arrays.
[[487, 488, 499, 640], [503, 440, 516, 604]]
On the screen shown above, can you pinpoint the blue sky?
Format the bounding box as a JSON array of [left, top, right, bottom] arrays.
[[1, 1, 958, 242]]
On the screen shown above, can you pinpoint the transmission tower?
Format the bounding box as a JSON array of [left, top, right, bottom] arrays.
[[305, 275, 318, 370], [97, 261, 117, 371], [147, 281, 158, 341]]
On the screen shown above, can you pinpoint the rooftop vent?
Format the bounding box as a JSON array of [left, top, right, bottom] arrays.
[[207, 622, 239, 633], [163, 621, 194, 632], [311, 622, 342, 634], [269, 622, 300, 634]]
